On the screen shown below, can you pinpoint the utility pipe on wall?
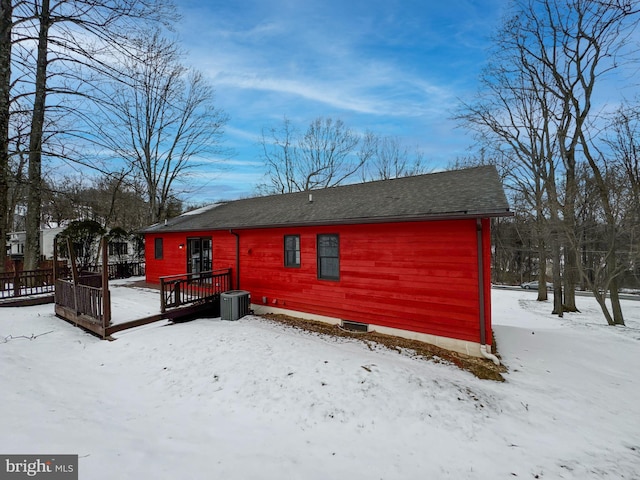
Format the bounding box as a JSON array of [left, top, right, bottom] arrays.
[[476, 218, 500, 366]]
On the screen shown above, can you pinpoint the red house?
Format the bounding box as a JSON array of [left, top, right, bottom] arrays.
[[143, 166, 511, 362]]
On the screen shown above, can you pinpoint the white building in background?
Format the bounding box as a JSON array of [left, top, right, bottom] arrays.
[[7, 227, 65, 259], [6, 227, 142, 263]]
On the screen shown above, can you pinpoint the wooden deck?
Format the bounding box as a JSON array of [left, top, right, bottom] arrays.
[[0, 267, 63, 299], [160, 269, 231, 313], [54, 270, 231, 339], [0, 295, 54, 307]]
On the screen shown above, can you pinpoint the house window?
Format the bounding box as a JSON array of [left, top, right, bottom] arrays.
[[317, 234, 339, 280], [108, 242, 128, 256], [154, 238, 163, 260], [284, 235, 300, 267]]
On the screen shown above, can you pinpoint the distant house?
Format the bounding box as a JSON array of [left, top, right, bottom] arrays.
[[142, 166, 512, 360], [6, 227, 142, 265], [7, 227, 65, 260]]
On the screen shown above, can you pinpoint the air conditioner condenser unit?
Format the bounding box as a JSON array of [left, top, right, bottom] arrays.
[[220, 290, 250, 321]]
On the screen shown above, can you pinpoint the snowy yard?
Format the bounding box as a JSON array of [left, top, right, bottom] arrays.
[[1, 286, 639, 479]]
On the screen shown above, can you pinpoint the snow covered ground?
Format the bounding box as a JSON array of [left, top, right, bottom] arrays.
[[1, 283, 639, 479]]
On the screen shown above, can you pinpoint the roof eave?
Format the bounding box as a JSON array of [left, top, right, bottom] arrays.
[[143, 209, 513, 234]]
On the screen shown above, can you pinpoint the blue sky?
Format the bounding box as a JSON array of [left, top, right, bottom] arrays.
[[175, 0, 507, 203]]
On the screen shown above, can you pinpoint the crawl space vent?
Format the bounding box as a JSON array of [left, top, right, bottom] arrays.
[[341, 320, 369, 332]]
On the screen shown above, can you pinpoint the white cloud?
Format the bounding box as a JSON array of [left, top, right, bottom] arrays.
[[181, 1, 463, 121], [201, 56, 455, 120], [171, 0, 508, 201]]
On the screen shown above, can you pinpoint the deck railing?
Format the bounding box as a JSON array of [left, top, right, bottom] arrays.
[[54, 278, 106, 325], [0, 267, 69, 299], [160, 269, 231, 313], [81, 261, 146, 280]]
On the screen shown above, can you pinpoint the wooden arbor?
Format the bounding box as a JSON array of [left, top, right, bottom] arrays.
[[54, 237, 111, 338]]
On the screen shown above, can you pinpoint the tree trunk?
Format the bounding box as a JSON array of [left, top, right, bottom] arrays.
[[550, 230, 563, 317], [0, 0, 11, 275], [604, 228, 625, 326], [535, 200, 548, 301], [563, 243, 579, 311], [563, 156, 579, 312], [549, 195, 563, 316], [581, 131, 627, 327], [537, 238, 548, 302], [546, 165, 563, 317], [24, 0, 50, 270], [590, 249, 623, 327], [593, 290, 615, 326], [609, 273, 625, 326]]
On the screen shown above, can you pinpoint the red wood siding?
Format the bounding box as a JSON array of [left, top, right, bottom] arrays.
[[145, 218, 493, 345], [146, 231, 208, 283]]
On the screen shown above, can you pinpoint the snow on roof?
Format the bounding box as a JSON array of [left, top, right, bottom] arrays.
[[181, 203, 224, 216]]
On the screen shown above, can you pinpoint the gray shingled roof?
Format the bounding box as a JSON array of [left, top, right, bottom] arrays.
[[142, 165, 511, 233]]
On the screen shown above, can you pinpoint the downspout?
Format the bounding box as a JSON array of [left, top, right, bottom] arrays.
[[230, 230, 240, 289], [476, 218, 500, 366]]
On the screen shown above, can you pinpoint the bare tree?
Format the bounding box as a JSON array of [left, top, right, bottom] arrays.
[[298, 117, 363, 190], [21, 0, 51, 270], [550, 0, 637, 324], [86, 31, 228, 224], [459, 0, 639, 325], [0, 0, 11, 274], [511, 0, 639, 315], [456, 34, 564, 310], [360, 133, 428, 181], [41, 175, 84, 228], [82, 172, 151, 230], [10, 0, 174, 269], [6, 105, 32, 233], [38, 170, 153, 232], [259, 117, 299, 194], [259, 116, 374, 194], [607, 105, 640, 224], [573, 104, 640, 325]]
